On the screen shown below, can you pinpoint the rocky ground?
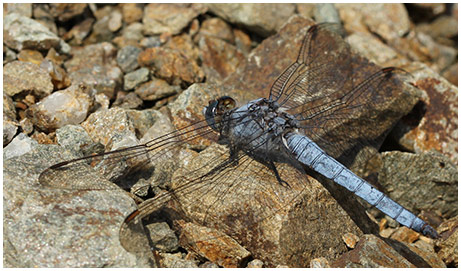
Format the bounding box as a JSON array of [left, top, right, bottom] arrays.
[[3, 3, 458, 268]]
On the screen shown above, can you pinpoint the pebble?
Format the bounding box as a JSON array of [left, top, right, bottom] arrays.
[[4, 13, 69, 52], [145, 222, 179, 253], [116, 45, 142, 73], [108, 10, 122, 32], [143, 3, 207, 35], [135, 77, 181, 101], [3, 61, 53, 98], [25, 83, 93, 131], [123, 67, 150, 90], [121, 3, 143, 24], [17, 50, 44, 65]]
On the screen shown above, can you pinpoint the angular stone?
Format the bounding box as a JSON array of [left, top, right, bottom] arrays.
[[49, 3, 87, 22], [145, 222, 179, 253], [25, 84, 93, 132], [143, 3, 207, 35], [117, 45, 142, 73], [435, 216, 458, 267], [378, 151, 457, 219], [135, 78, 181, 101], [123, 68, 150, 90], [3, 61, 53, 98], [4, 13, 68, 52], [176, 221, 251, 268], [206, 3, 296, 37], [121, 3, 143, 24]]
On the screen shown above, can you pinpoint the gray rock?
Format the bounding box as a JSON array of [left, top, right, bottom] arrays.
[[3, 135, 151, 267], [4, 13, 69, 52], [3, 133, 37, 160], [3, 93, 18, 145], [145, 222, 179, 252], [124, 67, 150, 90], [314, 3, 341, 24], [4, 3, 32, 17], [3, 61, 53, 98], [26, 84, 94, 132], [65, 42, 122, 99], [117, 45, 142, 73], [378, 151, 457, 219], [143, 3, 207, 35], [247, 259, 264, 268], [206, 3, 296, 37], [3, 120, 18, 146]]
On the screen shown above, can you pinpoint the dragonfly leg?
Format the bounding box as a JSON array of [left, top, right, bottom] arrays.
[[266, 161, 291, 188]]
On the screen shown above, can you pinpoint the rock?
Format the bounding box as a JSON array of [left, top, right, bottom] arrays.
[[54, 125, 101, 157], [331, 234, 440, 267], [145, 222, 179, 252], [378, 151, 457, 219], [80, 107, 138, 150], [143, 3, 207, 35], [113, 92, 143, 109], [314, 3, 341, 24], [416, 15, 458, 41], [247, 259, 264, 268], [85, 15, 114, 44], [342, 232, 360, 249], [25, 84, 94, 132], [135, 78, 181, 101], [4, 13, 69, 52], [337, 3, 411, 42], [3, 134, 151, 267], [3, 93, 19, 145], [390, 62, 458, 165], [176, 220, 251, 268], [123, 67, 150, 90], [197, 35, 245, 83], [108, 10, 122, 32], [65, 42, 122, 99], [62, 18, 94, 45], [112, 22, 144, 48], [17, 49, 44, 65], [121, 3, 143, 24], [415, 31, 457, 72], [435, 216, 458, 267], [160, 252, 198, 268], [3, 3, 32, 17], [442, 63, 457, 86], [40, 59, 72, 90], [197, 17, 234, 43], [3, 133, 37, 160], [165, 34, 200, 62], [206, 3, 296, 37], [117, 45, 142, 73], [389, 226, 421, 243], [310, 257, 330, 268], [48, 3, 87, 22], [138, 47, 204, 86], [346, 32, 399, 66], [3, 61, 53, 98]]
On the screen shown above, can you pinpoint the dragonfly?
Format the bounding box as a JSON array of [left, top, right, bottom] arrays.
[[39, 22, 439, 266]]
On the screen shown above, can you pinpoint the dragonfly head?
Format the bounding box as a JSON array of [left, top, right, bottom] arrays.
[[203, 96, 236, 131]]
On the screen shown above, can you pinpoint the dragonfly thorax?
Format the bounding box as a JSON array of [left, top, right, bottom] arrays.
[[209, 97, 300, 164]]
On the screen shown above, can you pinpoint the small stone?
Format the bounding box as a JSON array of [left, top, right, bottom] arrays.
[[177, 220, 251, 268], [198, 17, 234, 42], [160, 252, 198, 268], [390, 227, 421, 243], [62, 18, 94, 45], [113, 92, 143, 109], [40, 59, 71, 90], [85, 15, 113, 44], [121, 3, 143, 24], [3, 61, 53, 98], [145, 222, 179, 253], [117, 45, 142, 73], [17, 50, 44, 65], [25, 83, 93, 132], [124, 67, 150, 90], [435, 216, 458, 267], [314, 3, 341, 24], [4, 13, 68, 52], [247, 259, 264, 268], [310, 257, 330, 268], [3, 133, 37, 160], [108, 10, 122, 32], [94, 93, 110, 111], [342, 232, 360, 249], [19, 118, 34, 135], [3, 120, 18, 146], [135, 78, 181, 101], [205, 3, 296, 37], [4, 3, 33, 17], [138, 47, 204, 86], [49, 3, 87, 22], [442, 63, 457, 86], [3, 47, 17, 64], [143, 3, 207, 35], [200, 261, 219, 268], [139, 36, 163, 48]]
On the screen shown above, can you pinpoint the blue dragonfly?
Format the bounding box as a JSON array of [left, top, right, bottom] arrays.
[[40, 22, 439, 266]]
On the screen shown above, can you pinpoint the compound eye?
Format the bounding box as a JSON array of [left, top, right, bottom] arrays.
[[216, 96, 236, 114]]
